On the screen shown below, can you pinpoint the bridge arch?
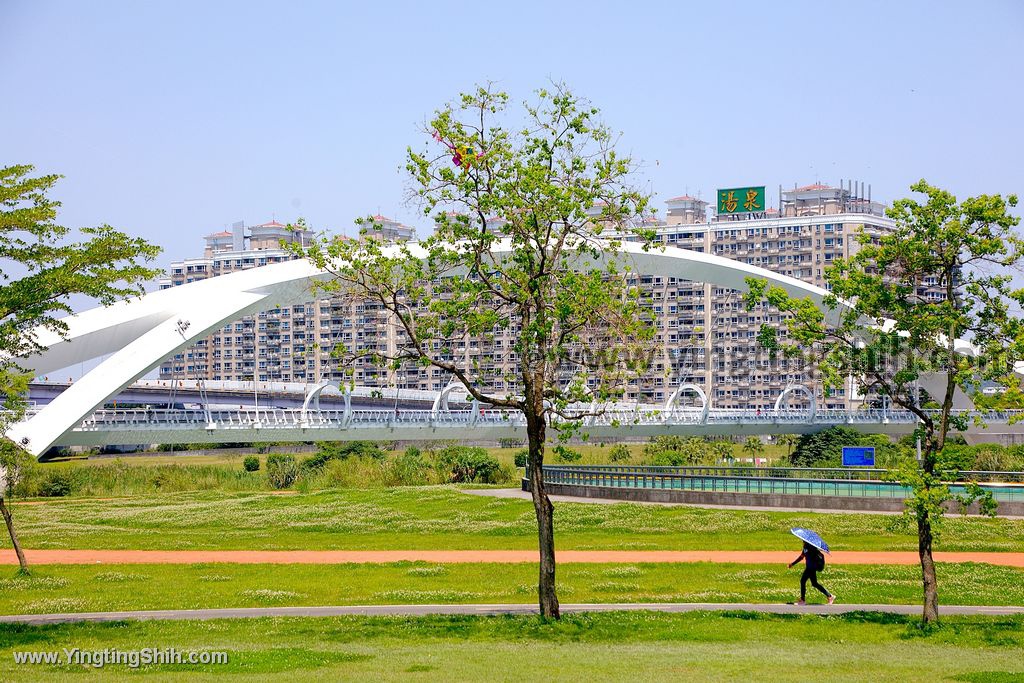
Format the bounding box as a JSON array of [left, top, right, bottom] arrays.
[[664, 383, 710, 424], [5, 239, 1000, 456], [301, 381, 352, 426], [774, 384, 817, 420]]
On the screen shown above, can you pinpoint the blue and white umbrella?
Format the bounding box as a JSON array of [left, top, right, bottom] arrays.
[[790, 527, 830, 554]]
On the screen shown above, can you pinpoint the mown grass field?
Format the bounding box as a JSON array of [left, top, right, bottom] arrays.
[[7, 487, 1024, 552], [1, 612, 1023, 681], [2, 562, 1023, 614]]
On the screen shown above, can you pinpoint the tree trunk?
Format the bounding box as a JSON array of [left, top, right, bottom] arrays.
[[918, 509, 939, 623], [0, 497, 29, 574], [525, 408, 559, 619]]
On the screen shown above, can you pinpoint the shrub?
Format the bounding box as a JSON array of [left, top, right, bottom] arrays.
[[37, 470, 75, 497], [265, 454, 298, 489], [315, 441, 386, 462], [552, 445, 582, 463], [790, 426, 862, 467], [433, 446, 502, 483], [644, 436, 710, 466], [498, 438, 523, 449], [513, 450, 529, 468], [609, 444, 631, 463], [242, 456, 260, 472], [392, 449, 431, 485]]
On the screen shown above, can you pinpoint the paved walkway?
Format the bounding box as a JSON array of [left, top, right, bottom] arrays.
[[5, 548, 1024, 566], [3, 602, 1022, 625]]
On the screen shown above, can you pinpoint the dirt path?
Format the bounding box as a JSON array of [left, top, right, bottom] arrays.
[[4, 549, 1024, 566]]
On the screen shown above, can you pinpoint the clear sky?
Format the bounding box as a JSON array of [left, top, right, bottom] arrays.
[[2, 0, 1023, 271]]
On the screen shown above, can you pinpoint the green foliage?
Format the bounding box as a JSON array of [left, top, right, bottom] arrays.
[[242, 456, 260, 472], [608, 444, 631, 463], [307, 441, 387, 470], [432, 446, 502, 484], [36, 469, 74, 497], [742, 437, 765, 459], [644, 436, 713, 466], [552, 445, 583, 463], [791, 427, 864, 467], [0, 165, 161, 429], [13, 461, 264, 497], [265, 454, 299, 489], [513, 450, 529, 468], [289, 83, 654, 455], [0, 439, 32, 500], [744, 180, 1023, 620]]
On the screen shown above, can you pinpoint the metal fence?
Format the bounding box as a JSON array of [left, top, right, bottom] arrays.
[[540, 465, 1024, 502]]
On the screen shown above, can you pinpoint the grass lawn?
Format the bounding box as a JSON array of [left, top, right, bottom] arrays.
[[2, 562, 1023, 615], [1, 612, 1022, 681], [6, 487, 1024, 552]]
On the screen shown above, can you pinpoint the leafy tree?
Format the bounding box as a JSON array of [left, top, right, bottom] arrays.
[[293, 85, 653, 618], [1, 165, 161, 573], [790, 426, 863, 467], [645, 435, 710, 466], [711, 441, 733, 463], [608, 443, 631, 463], [777, 434, 800, 457], [552, 445, 583, 463], [744, 180, 1022, 623], [742, 437, 765, 462]]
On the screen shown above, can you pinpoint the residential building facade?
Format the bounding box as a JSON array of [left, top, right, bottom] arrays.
[[159, 183, 894, 410]]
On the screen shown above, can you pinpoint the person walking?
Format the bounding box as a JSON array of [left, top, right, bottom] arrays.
[[789, 541, 835, 605]]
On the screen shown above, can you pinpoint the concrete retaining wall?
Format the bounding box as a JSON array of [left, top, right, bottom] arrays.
[[525, 480, 1024, 516]]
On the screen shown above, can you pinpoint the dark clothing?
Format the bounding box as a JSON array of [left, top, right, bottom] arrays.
[[792, 542, 831, 600], [793, 543, 825, 570], [800, 567, 831, 600]]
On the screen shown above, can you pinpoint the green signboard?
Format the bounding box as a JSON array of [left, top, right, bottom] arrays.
[[717, 186, 766, 214]]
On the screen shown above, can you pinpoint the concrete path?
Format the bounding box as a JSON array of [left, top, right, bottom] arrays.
[[5, 548, 1024, 566], [3, 602, 1022, 625]]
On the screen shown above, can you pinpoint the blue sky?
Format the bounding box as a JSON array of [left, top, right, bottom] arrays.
[[2, 0, 1022, 269]]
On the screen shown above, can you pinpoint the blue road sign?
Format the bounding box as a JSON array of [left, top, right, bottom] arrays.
[[842, 446, 875, 467]]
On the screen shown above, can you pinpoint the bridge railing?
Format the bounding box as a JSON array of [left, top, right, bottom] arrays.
[[542, 464, 1024, 483], [33, 405, 1024, 433]]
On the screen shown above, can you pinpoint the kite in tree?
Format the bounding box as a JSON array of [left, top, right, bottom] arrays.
[[433, 131, 483, 169]]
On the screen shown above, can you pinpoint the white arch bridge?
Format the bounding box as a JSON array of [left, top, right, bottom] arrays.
[[35, 404, 1024, 449], [4, 239, 1016, 455]]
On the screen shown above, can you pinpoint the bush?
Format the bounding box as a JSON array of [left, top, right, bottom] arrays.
[[498, 438, 523, 449], [513, 450, 529, 468], [552, 445, 582, 463], [242, 456, 260, 472], [644, 436, 710, 466], [303, 441, 387, 472], [609, 444, 631, 463], [315, 441, 386, 462], [37, 470, 75, 497], [790, 427, 862, 467], [265, 454, 298, 489], [433, 446, 502, 483]]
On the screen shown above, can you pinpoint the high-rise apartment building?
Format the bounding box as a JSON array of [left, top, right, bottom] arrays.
[[159, 182, 894, 411]]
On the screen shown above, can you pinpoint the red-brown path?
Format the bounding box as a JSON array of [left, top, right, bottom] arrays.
[[4, 549, 1024, 567]]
